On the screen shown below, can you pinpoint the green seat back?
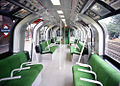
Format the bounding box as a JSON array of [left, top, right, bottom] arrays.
[[54, 37, 57, 42], [0, 52, 27, 78], [40, 41, 48, 51], [89, 54, 120, 86], [48, 40, 51, 45], [77, 41, 83, 52]]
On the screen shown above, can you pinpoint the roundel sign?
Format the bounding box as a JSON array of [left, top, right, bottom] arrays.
[[1, 24, 10, 37]]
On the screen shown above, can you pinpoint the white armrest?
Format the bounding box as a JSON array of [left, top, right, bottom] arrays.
[[0, 67, 30, 82], [80, 78, 103, 86], [76, 62, 92, 71], [45, 47, 50, 51], [20, 62, 32, 69], [11, 67, 30, 77], [20, 62, 42, 68], [78, 68, 97, 80], [0, 76, 21, 82], [26, 63, 42, 66], [42, 50, 50, 53]]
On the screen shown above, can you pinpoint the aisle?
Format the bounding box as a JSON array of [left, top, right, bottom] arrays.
[[40, 44, 74, 86]]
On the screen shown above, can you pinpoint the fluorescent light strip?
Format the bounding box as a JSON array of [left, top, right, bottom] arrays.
[[57, 10, 63, 14], [61, 19, 65, 21], [59, 15, 64, 18], [51, 0, 61, 5], [63, 21, 67, 26]]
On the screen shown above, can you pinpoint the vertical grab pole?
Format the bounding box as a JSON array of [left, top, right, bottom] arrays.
[[60, 20, 62, 45], [78, 27, 89, 63]]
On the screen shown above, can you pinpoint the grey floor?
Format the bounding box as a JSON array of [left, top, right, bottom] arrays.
[[40, 44, 74, 86]]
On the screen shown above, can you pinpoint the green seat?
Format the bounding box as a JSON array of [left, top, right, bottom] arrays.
[[40, 41, 48, 51], [89, 54, 120, 86], [0, 52, 43, 86], [70, 46, 80, 55], [72, 65, 96, 86], [70, 41, 88, 55], [48, 40, 51, 45], [40, 40, 58, 54], [70, 41, 83, 55], [3, 70, 40, 86], [72, 54, 120, 86], [49, 46, 58, 53]]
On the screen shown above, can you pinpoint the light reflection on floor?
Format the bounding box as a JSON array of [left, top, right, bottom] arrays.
[[40, 44, 74, 86]]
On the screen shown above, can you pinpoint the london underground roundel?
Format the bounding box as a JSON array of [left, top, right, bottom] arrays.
[[1, 24, 10, 37]]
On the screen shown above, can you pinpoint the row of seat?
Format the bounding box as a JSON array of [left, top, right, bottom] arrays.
[[70, 40, 88, 63], [0, 51, 43, 86], [70, 40, 88, 55], [70, 41, 84, 55], [70, 39, 78, 45], [40, 39, 58, 54], [72, 54, 120, 86]]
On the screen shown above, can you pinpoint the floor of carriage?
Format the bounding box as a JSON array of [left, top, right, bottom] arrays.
[[40, 44, 74, 86]]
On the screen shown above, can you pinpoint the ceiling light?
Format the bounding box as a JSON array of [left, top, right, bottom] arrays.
[[57, 10, 63, 14], [63, 21, 67, 26], [59, 15, 64, 18], [51, 0, 61, 5], [61, 19, 65, 21]]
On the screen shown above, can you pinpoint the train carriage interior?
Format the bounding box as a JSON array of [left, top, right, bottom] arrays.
[[0, 0, 120, 86]]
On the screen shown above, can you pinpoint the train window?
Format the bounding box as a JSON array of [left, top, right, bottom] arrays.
[[85, 10, 100, 20], [0, 0, 19, 13], [99, 14, 120, 62], [0, 15, 14, 54], [91, 3, 111, 16], [101, 0, 120, 10]]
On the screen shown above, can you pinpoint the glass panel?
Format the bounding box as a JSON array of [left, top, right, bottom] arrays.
[[86, 10, 100, 20], [91, 3, 111, 16], [0, 0, 19, 13], [0, 15, 15, 54], [99, 14, 120, 62], [13, 9, 30, 18], [101, 0, 120, 10]]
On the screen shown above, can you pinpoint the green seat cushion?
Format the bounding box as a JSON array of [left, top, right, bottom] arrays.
[[25, 64, 43, 72], [2, 70, 40, 86], [1, 64, 43, 86], [89, 54, 120, 86], [49, 46, 58, 53], [72, 65, 96, 86], [70, 46, 80, 55], [41, 45, 58, 54], [0, 52, 27, 78]]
